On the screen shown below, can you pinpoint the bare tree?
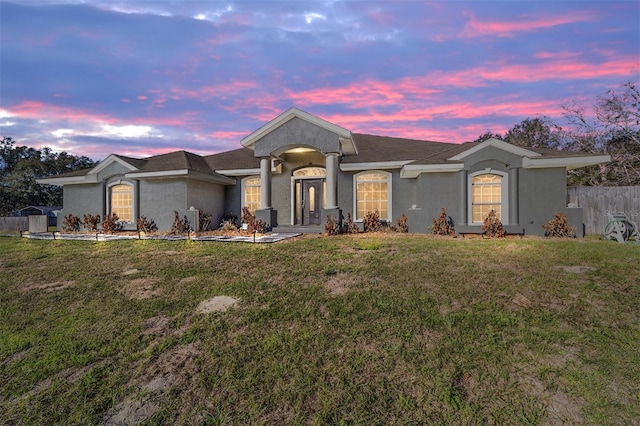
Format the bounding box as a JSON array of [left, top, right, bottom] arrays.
[[561, 82, 640, 186]]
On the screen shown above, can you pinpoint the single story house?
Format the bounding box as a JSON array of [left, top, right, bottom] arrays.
[[38, 107, 610, 236], [15, 205, 62, 227]]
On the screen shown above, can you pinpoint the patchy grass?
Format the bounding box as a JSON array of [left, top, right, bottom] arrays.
[[0, 235, 638, 425]]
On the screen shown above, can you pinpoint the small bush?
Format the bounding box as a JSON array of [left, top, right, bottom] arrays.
[[542, 212, 576, 237], [253, 219, 269, 234], [82, 214, 101, 232], [136, 216, 158, 233], [344, 213, 360, 234], [240, 206, 268, 233], [363, 210, 381, 233], [431, 208, 454, 235], [392, 213, 408, 233], [219, 219, 239, 232], [325, 215, 341, 236], [170, 211, 191, 234], [101, 212, 121, 234], [62, 214, 80, 232], [481, 209, 505, 238], [199, 210, 212, 231], [221, 212, 238, 227]]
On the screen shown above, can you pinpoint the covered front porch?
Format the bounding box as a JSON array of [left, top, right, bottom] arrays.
[[240, 108, 357, 229]]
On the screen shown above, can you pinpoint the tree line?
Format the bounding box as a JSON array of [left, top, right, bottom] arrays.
[[1, 81, 638, 216], [473, 81, 639, 187], [0, 137, 96, 216]]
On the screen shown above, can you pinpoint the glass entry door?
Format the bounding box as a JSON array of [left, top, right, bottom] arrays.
[[301, 179, 323, 225]]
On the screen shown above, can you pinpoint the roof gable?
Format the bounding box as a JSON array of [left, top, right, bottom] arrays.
[[241, 107, 357, 155], [448, 138, 541, 161], [88, 154, 142, 175]]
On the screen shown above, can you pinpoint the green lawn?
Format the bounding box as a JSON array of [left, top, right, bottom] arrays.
[[0, 235, 638, 425]]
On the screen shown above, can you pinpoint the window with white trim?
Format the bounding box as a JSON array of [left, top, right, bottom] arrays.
[[242, 176, 261, 214], [110, 183, 134, 222], [470, 172, 507, 224], [354, 171, 391, 221]]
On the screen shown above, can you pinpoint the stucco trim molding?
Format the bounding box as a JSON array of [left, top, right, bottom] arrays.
[[125, 170, 235, 185], [449, 138, 541, 161], [241, 107, 356, 154], [215, 162, 282, 177], [88, 154, 140, 175], [523, 154, 611, 170], [400, 163, 465, 178], [36, 174, 99, 185], [340, 160, 413, 172]]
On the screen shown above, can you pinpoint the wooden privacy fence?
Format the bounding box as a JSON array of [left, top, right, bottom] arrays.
[[567, 186, 640, 235], [0, 217, 29, 232]]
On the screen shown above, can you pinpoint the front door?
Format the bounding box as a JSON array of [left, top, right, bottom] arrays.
[[302, 179, 322, 225]]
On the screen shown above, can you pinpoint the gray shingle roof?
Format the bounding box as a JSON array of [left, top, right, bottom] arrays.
[[204, 148, 261, 170], [344, 134, 460, 163]]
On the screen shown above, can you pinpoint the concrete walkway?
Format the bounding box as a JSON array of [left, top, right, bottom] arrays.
[[20, 231, 301, 243]]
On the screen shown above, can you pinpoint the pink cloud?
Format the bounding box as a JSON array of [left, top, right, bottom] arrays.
[[463, 10, 596, 38]]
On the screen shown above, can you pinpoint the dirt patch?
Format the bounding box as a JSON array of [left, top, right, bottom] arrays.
[[142, 313, 189, 338], [122, 277, 160, 299], [557, 265, 595, 274], [196, 296, 238, 313], [520, 375, 585, 425], [104, 342, 202, 425], [178, 276, 198, 285], [512, 293, 534, 309], [21, 280, 75, 293], [325, 273, 352, 296], [122, 268, 142, 276]]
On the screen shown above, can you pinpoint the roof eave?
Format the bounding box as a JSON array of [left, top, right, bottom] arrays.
[[36, 174, 99, 185], [400, 163, 465, 178], [340, 160, 413, 172], [522, 154, 611, 170], [125, 169, 236, 185]]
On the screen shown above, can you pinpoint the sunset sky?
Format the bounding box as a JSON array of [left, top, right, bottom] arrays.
[[1, 0, 638, 160]]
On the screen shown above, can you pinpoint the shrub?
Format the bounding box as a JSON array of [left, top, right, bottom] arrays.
[[62, 214, 80, 232], [199, 210, 212, 231], [325, 215, 341, 236], [542, 212, 576, 237], [136, 216, 158, 233], [170, 211, 191, 234], [431, 208, 454, 235], [101, 212, 121, 234], [221, 212, 238, 227], [219, 219, 239, 232], [82, 214, 101, 232], [240, 206, 268, 233], [344, 213, 360, 234], [392, 213, 408, 233], [481, 209, 505, 238], [363, 210, 381, 233]]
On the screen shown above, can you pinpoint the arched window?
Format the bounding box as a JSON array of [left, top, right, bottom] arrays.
[[242, 176, 261, 214], [354, 171, 391, 221], [109, 183, 134, 222], [469, 172, 508, 224], [293, 167, 326, 177]]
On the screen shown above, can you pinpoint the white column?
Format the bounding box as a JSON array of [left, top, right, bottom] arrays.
[[260, 157, 271, 209], [325, 153, 339, 209]]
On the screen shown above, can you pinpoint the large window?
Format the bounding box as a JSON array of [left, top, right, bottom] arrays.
[[242, 177, 261, 214], [354, 171, 391, 221], [110, 184, 133, 222], [470, 173, 504, 223]]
